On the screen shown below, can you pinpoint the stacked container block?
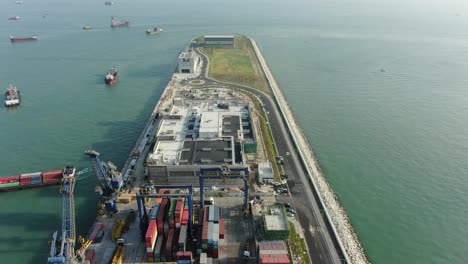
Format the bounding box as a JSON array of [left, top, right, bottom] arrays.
[[258, 241, 291, 264], [200, 205, 222, 258], [145, 190, 191, 263]]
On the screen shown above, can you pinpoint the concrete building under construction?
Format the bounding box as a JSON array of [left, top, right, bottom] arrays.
[[147, 96, 257, 186]]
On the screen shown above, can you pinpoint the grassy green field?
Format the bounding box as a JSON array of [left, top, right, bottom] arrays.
[[201, 36, 269, 94], [289, 221, 311, 264]]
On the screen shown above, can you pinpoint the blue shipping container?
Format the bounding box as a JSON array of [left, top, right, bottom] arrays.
[[150, 204, 160, 219]]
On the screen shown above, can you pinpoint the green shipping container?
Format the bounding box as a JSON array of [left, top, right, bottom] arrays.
[[0, 182, 20, 188]]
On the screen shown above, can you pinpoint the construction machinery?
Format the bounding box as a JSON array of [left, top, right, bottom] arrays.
[[47, 166, 90, 264], [84, 149, 123, 214]]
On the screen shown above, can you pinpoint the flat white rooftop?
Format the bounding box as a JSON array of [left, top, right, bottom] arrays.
[[148, 99, 250, 166], [265, 213, 287, 231]]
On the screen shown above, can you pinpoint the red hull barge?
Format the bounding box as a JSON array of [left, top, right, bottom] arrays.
[[10, 35, 38, 43], [0, 169, 63, 192], [111, 16, 129, 28]]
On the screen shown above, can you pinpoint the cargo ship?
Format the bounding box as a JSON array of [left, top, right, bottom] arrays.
[[8, 16, 21, 21], [4, 84, 21, 107], [105, 68, 119, 85], [146, 27, 163, 35], [110, 16, 129, 28], [0, 168, 68, 192], [10, 35, 38, 43]]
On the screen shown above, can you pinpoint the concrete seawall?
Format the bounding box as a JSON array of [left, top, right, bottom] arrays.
[[250, 38, 370, 264]]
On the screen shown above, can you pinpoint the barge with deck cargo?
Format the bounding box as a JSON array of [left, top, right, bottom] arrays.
[[0, 168, 66, 192]]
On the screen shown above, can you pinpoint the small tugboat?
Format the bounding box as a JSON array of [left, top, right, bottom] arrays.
[[5, 84, 21, 107], [146, 27, 163, 35], [10, 35, 38, 43], [105, 68, 118, 85], [15, 1, 23, 4], [83, 25, 93, 30], [8, 16, 21, 21], [110, 16, 129, 28], [104, 1, 114, 5]]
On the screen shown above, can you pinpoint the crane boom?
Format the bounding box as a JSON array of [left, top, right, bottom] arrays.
[[47, 166, 78, 264]]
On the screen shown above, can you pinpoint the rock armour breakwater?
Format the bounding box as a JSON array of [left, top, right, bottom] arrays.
[[250, 38, 370, 264]]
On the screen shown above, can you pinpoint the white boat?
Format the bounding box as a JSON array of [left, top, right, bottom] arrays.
[[5, 84, 21, 107]]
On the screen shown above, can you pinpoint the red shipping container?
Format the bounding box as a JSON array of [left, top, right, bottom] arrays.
[[145, 220, 157, 249], [176, 251, 192, 260], [166, 229, 175, 256], [219, 219, 225, 239], [0, 175, 20, 184], [19, 177, 32, 186], [42, 170, 63, 179], [260, 254, 290, 264], [85, 249, 95, 262]]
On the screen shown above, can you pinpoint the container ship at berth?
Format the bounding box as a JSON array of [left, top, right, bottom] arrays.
[[5, 84, 21, 107], [110, 16, 129, 28], [0, 168, 68, 192], [10, 35, 38, 43]]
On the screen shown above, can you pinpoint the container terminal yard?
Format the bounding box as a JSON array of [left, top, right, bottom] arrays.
[[1, 36, 369, 264]]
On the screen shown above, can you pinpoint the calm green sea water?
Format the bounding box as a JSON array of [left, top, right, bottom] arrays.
[[1, 0, 468, 263]]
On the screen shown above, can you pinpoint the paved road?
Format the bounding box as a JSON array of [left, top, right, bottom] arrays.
[[192, 47, 344, 264]]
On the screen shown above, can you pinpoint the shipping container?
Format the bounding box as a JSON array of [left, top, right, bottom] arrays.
[[82, 260, 91, 264], [85, 249, 95, 262], [208, 205, 214, 222], [219, 219, 225, 239], [145, 220, 158, 250], [95, 229, 105, 243], [42, 170, 63, 179], [176, 251, 192, 261], [178, 225, 187, 251], [0, 182, 20, 188], [177, 260, 191, 264], [157, 202, 167, 233], [150, 204, 160, 220], [153, 235, 164, 258], [166, 229, 175, 261], [0, 175, 20, 184], [199, 253, 207, 264], [260, 254, 290, 264]]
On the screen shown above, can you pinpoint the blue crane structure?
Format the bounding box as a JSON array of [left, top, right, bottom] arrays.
[[199, 166, 250, 209], [84, 149, 123, 214], [136, 185, 194, 239], [47, 166, 81, 264]]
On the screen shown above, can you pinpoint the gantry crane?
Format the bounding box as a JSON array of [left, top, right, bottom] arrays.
[[47, 166, 91, 264], [136, 185, 194, 238], [199, 166, 250, 209], [84, 149, 123, 214]]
